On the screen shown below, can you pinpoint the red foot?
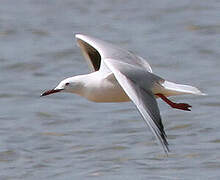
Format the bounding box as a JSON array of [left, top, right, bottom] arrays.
[[171, 103, 192, 111], [155, 93, 192, 111]]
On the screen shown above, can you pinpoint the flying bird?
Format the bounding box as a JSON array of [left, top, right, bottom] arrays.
[[41, 34, 204, 153]]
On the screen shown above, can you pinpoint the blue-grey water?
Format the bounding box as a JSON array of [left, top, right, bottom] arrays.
[[0, 0, 219, 179]]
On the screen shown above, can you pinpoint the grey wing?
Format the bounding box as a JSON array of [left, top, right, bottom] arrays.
[[137, 55, 152, 73], [105, 59, 169, 153], [76, 35, 101, 72], [75, 34, 152, 73]]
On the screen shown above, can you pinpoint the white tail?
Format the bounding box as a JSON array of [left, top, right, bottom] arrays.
[[160, 81, 206, 97]]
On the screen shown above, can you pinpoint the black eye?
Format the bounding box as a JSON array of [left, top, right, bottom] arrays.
[[65, 83, 70, 86]]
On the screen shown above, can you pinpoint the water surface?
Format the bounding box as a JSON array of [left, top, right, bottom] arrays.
[[0, 0, 219, 179]]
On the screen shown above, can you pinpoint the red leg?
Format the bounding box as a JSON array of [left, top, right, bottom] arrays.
[[155, 93, 192, 111]]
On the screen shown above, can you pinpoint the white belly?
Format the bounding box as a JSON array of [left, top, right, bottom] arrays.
[[81, 73, 130, 103]]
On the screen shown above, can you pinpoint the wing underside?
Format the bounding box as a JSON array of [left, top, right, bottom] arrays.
[[75, 34, 168, 153], [75, 34, 152, 73], [77, 38, 101, 72]]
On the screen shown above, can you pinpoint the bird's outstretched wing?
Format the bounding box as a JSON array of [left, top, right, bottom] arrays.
[[75, 34, 152, 73], [104, 58, 169, 153], [75, 34, 168, 153]]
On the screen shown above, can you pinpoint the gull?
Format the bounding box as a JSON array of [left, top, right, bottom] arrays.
[[41, 34, 204, 153]]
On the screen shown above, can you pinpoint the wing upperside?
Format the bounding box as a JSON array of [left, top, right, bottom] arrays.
[[104, 58, 169, 153]]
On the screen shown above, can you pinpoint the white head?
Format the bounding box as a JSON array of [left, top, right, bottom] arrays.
[[41, 76, 83, 96]]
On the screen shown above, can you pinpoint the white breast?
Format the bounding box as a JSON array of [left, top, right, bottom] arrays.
[[80, 72, 130, 103]]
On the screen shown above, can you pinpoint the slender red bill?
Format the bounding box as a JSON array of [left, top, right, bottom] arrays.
[[41, 89, 63, 96]]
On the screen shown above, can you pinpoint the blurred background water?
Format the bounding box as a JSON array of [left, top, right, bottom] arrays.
[[0, 0, 219, 179]]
